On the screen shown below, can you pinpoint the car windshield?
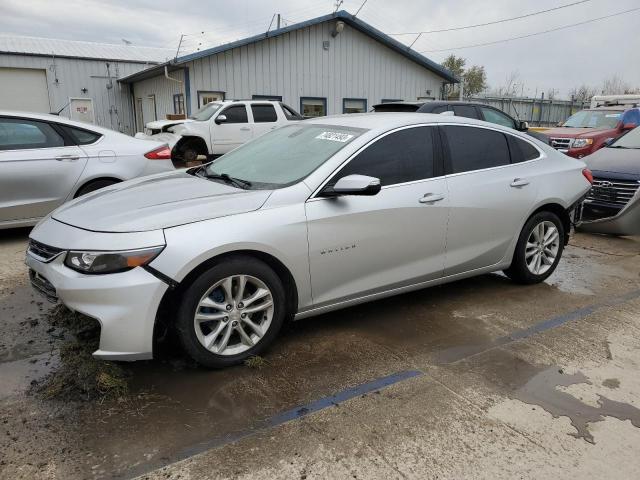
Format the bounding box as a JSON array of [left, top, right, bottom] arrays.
[[190, 102, 223, 121], [610, 126, 640, 149], [204, 124, 366, 189], [562, 110, 622, 129]]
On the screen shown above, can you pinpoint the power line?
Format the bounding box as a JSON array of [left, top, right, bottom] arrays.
[[389, 0, 593, 35], [419, 7, 640, 53], [354, 0, 368, 17]]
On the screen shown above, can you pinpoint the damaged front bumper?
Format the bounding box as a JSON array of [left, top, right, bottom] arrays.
[[576, 195, 640, 236]]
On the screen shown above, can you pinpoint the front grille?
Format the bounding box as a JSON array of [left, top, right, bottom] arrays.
[[27, 239, 64, 262], [549, 137, 573, 150], [29, 269, 58, 303], [586, 178, 640, 207]]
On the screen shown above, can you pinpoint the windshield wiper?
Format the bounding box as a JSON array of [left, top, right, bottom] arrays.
[[202, 170, 252, 189]]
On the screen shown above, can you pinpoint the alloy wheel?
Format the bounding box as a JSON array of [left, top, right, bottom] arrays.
[[193, 274, 274, 356], [525, 220, 560, 276]]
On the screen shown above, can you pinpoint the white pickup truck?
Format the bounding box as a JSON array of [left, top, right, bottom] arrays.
[[160, 100, 303, 162]]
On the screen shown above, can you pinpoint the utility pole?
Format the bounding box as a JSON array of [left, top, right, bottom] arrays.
[[175, 34, 184, 60], [277, 14, 281, 29]]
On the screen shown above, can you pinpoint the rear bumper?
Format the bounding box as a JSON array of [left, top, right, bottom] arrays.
[[26, 252, 168, 361]]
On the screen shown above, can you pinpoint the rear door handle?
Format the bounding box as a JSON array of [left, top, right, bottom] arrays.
[[419, 193, 445, 204], [55, 155, 80, 161], [510, 178, 530, 188]]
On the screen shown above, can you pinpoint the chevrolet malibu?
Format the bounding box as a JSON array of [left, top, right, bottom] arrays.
[[26, 113, 593, 368]]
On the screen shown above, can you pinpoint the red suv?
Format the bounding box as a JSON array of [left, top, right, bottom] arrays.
[[545, 106, 639, 158]]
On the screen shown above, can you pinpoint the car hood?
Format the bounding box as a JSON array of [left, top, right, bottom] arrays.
[[52, 171, 272, 233], [585, 147, 640, 177], [543, 127, 612, 138], [145, 119, 189, 129]]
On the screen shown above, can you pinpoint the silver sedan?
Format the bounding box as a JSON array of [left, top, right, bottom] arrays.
[[0, 111, 174, 229], [26, 113, 592, 368]]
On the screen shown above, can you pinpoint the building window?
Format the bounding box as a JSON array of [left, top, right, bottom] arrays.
[[252, 94, 283, 101], [381, 99, 402, 103], [198, 91, 225, 108], [173, 94, 185, 115], [300, 97, 326, 118], [343, 98, 367, 114]]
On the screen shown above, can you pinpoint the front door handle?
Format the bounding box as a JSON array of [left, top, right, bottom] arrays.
[[419, 193, 445, 204], [510, 178, 530, 188], [55, 155, 80, 161], [240, 127, 251, 131]]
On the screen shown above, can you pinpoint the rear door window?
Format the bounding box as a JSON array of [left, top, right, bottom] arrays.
[[441, 125, 510, 174], [335, 126, 436, 186], [221, 105, 248, 123], [251, 104, 278, 123], [452, 105, 480, 119], [0, 118, 64, 151]]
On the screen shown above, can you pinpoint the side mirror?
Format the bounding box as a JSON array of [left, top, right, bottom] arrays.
[[622, 122, 637, 131], [323, 174, 381, 197], [518, 120, 529, 131], [556, 121, 564, 127], [215, 114, 228, 125]]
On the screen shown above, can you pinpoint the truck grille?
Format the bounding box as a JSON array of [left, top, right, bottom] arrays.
[[27, 240, 64, 262], [586, 178, 640, 207], [549, 137, 573, 151]]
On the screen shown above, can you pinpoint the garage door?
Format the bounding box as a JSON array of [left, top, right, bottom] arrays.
[[0, 68, 50, 113]]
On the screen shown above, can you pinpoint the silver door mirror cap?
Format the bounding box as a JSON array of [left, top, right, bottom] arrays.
[[215, 114, 228, 124], [332, 174, 381, 196]]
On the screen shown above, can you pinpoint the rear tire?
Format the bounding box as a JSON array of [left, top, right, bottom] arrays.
[[176, 256, 286, 368], [75, 179, 119, 197], [504, 211, 565, 285]]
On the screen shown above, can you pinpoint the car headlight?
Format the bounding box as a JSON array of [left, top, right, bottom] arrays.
[[64, 246, 164, 274], [572, 138, 593, 148]]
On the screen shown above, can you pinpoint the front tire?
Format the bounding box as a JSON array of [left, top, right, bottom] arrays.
[[504, 211, 565, 285], [176, 256, 286, 368]]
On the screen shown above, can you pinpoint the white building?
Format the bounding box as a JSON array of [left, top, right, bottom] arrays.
[[120, 10, 457, 131], [0, 36, 173, 134]]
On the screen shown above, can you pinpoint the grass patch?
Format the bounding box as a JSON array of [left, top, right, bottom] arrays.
[[244, 355, 268, 369], [34, 305, 130, 402]]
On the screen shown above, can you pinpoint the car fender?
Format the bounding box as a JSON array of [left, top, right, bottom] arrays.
[[151, 203, 313, 310]]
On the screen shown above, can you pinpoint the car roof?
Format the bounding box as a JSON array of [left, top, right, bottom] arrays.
[[1, 109, 101, 128], [303, 111, 512, 133]]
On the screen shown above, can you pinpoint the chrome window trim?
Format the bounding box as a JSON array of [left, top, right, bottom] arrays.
[[308, 123, 442, 201]]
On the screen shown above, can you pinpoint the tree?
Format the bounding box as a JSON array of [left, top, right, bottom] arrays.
[[601, 75, 630, 95], [441, 55, 465, 98], [463, 65, 487, 97], [569, 84, 598, 104], [440, 55, 487, 98]]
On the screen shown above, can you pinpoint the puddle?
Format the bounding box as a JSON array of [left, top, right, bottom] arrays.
[[0, 352, 59, 400], [514, 366, 640, 443]]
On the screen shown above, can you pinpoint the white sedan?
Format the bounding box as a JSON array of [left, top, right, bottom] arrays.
[[0, 111, 174, 229]]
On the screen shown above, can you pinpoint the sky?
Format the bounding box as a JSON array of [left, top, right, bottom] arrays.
[[1, 0, 638, 99]]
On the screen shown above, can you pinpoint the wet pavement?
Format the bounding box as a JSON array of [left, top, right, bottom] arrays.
[[1, 229, 639, 479]]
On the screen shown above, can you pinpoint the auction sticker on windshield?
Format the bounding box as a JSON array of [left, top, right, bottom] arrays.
[[316, 131, 355, 142]]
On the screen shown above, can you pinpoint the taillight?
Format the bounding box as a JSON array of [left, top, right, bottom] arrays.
[[582, 168, 593, 184], [144, 145, 171, 160]]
